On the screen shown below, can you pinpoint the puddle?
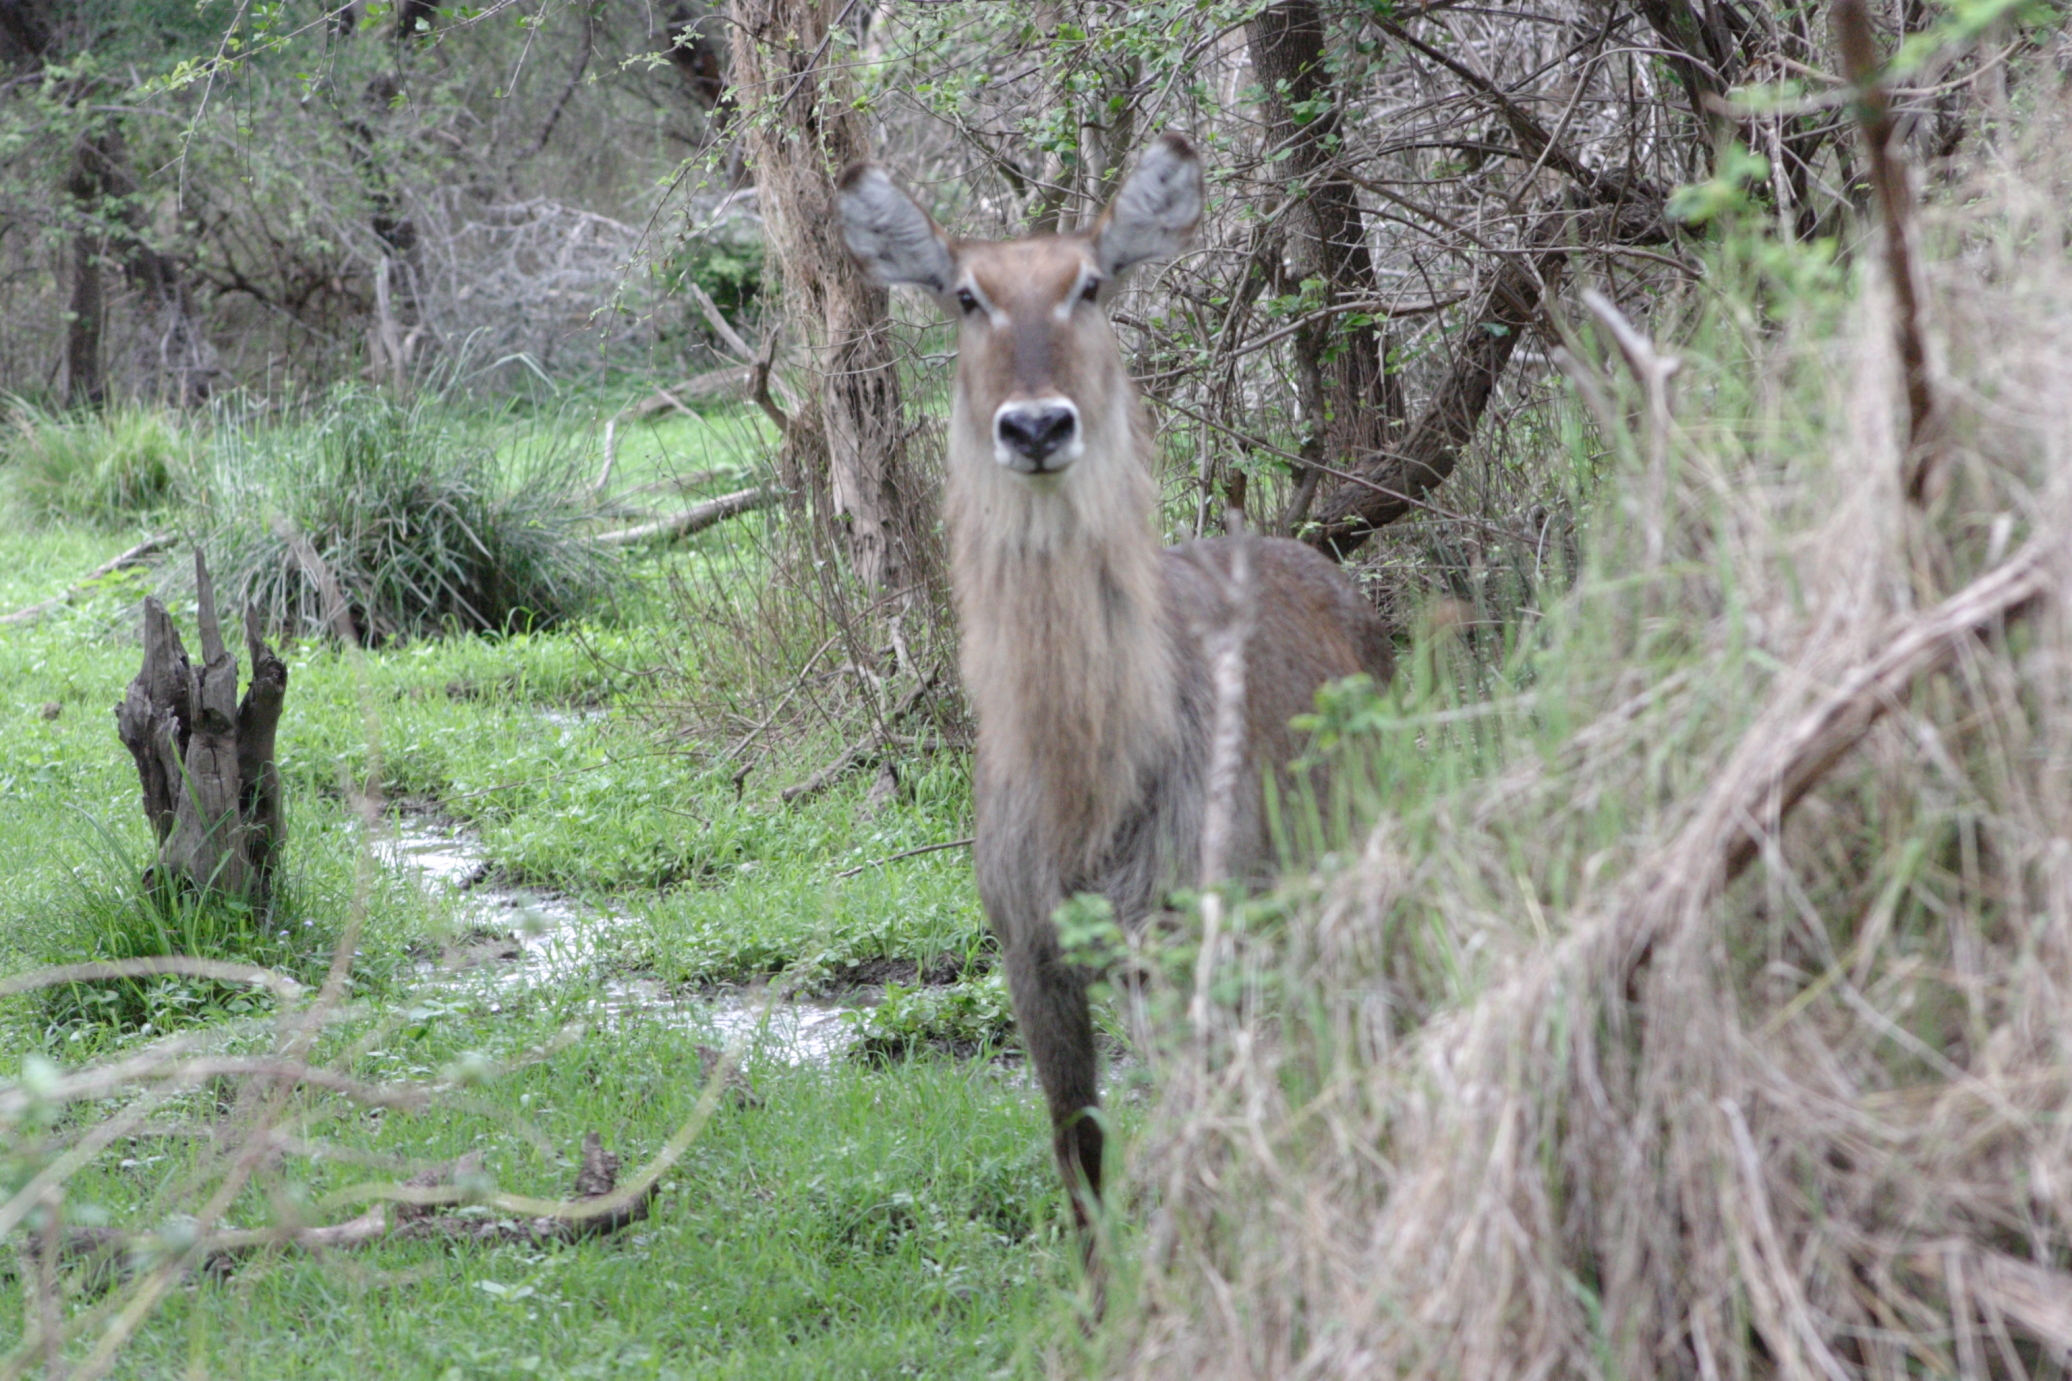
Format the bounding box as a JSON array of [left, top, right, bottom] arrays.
[[375, 818, 857, 1065]]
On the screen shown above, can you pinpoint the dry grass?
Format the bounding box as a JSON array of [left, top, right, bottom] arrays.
[[1099, 113, 2072, 1380]]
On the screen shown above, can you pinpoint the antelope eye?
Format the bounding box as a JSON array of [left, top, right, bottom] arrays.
[[956, 288, 980, 316], [1080, 278, 1102, 304]]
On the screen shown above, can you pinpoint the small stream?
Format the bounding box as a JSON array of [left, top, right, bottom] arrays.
[[376, 819, 857, 1064]]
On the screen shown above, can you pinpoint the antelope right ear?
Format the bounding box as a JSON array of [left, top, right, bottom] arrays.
[[837, 165, 956, 296]]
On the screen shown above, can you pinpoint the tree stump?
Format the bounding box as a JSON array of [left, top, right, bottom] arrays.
[[115, 552, 288, 911]]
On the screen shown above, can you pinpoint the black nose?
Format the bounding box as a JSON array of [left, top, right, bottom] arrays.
[[996, 405, 1077, 462]]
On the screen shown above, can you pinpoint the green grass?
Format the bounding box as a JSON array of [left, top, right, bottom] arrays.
[[49, 1007, 1070, 1380], [0, 400, 1071, 1377], [194, 387, 620, 642], [0, 404, 196, 525]]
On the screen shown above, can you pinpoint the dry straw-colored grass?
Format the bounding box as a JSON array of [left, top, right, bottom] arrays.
[[1106, 112, 2072, 1380]]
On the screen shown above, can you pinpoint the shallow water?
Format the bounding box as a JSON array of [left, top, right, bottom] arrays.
[[375, 817, 856, 1065]]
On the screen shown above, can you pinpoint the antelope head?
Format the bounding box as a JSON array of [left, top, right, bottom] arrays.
[[837, 134, 1204, 482]]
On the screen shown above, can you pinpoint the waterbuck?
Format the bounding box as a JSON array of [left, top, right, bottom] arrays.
[[837, 134, 1392, 1227]]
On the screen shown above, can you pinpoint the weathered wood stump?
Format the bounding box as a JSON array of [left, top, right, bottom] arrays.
[[115, 552, 288, 911]]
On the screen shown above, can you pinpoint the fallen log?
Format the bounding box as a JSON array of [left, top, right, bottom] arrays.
[[630, 365, 755, 419], [0, 534, 170, 626], [594, 486, 773, 546]]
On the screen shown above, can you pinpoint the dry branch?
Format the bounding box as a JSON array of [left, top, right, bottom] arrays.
[[1834, 0, 1939, 501], [593, 487, 773, 546], [0, 535, 170, 626], [630, 366, 754, 419], [23, 1132, 656, 1289], [1307, 201, 1669, 556]]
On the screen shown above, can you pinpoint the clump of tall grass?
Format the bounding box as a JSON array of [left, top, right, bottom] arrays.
[[1099, 115, 2072, 1379], [194, 386, 617, 642], [1, 403, 194, 524]]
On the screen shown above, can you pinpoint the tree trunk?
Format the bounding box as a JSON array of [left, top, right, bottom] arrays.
[[1305, 199, 1667, 557], [116, 552, 288, 911], [64, 122, 216, 406], [1247, 0, 1401, 533], [63, 133, 107, 409], [728, 0, 917, 594]]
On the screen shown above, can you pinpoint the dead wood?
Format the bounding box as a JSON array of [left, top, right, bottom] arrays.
[[593, 486, 773, 546], [778, 670, 938, 804], [1306, 201, 1669, 557], [114, 551, 289, 910], [0, 534, 169, 626], [22, 1132, 659, 1290], [630, 366, 756, 419]]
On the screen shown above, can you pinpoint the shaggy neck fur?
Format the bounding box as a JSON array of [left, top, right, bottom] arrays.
[[946, 376, 1181, 884]]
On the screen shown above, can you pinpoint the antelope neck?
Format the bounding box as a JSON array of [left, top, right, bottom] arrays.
[[948, 397, 1181, 872]]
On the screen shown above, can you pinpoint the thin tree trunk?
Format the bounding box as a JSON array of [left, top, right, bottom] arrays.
[[64, 122, 215, 406], [63, 133, 107, 408], [1247, 0, 1401, 533], [729, 0, 917, 594]]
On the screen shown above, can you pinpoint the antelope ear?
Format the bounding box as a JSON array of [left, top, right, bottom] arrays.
[[1093, 133, 1204, 277], [837, 164, 956, 295]]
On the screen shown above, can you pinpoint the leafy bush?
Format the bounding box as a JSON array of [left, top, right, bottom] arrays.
[[195, 387, 617, 642], [2, 404, 193, 524]]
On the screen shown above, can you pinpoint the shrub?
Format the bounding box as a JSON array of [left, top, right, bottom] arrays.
[[2, 404, 193, 524], [195, 387, 617, 642]]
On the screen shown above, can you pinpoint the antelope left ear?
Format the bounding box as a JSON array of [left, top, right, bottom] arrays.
[[1093, 133, 1204, 278]]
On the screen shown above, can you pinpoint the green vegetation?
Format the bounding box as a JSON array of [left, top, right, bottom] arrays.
[[0, 397, 1067, 1377], [2, 405, 194, 525], [194, 387, 620, 642]]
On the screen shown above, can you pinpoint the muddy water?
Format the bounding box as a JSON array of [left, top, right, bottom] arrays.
[[376, 819, 855, 1064]]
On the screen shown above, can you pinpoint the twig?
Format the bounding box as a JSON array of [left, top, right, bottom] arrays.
[[682, 278, 757, 364], [593, 487, 772, 546], [591, 418, 619, 498], [751, 327, 793, 438], [0, 534, 170, 626], [780, 673, 939, 805], [1832, 0, 1938, 501], [1581, 288, 1680, 564], [780, 732, 875, 805], [834, 837, 974, 879]]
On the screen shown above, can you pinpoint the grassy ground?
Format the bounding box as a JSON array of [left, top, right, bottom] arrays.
[[0, 401, 1081, 1378]]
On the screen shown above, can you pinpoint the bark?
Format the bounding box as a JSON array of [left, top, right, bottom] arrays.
[[1247, 0, 1401, 533], [729, 0, 919, 594], [115, 552, 289, 911]]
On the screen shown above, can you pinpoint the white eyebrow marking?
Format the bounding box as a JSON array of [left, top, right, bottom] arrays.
[[957, 272, 1008, 329], [1054, 266, 1100, 322]]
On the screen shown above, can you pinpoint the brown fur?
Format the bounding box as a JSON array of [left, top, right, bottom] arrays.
[[837, 142, 1393, 1229]]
